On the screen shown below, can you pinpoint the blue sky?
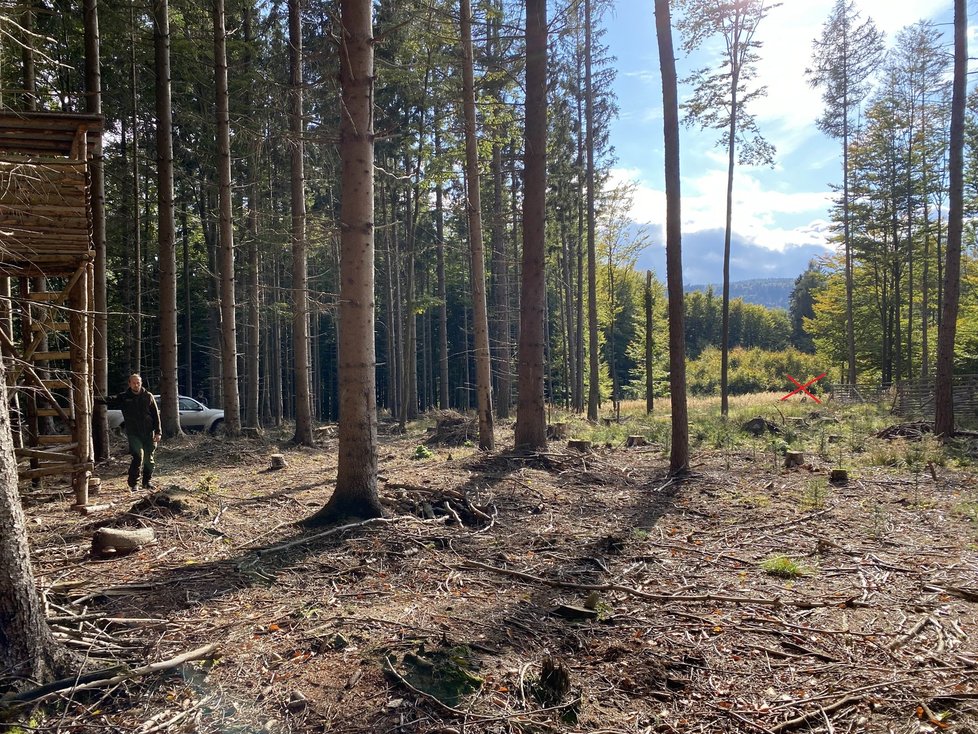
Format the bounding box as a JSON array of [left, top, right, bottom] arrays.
[[601, 0, 960, 285]]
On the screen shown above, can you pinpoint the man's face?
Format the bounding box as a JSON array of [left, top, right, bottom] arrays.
[[128, 375, 142, 392]]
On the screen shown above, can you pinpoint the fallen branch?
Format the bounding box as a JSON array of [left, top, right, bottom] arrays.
[[3, 643, 219, 706], [256, 517, 397, 555], [924, 584, 978, 603], [460, 560, 852, 609], [771, 695, 863, 733]]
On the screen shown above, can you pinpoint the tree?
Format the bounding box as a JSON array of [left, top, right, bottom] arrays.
[[213, 0, 241, 435], [0, 370, 72, 690], [645, 270, 654, 413], [84, 0, 110, 460], [304, 0, 382, 524], [460, 0, 494, 450], [808, 0, 884, 385], [597, 181, 649, 418], [289, 0, 314, 446], [789, 260, 827, 352], [655, 0, 689, 474], [514, 0, 548, 450], [676, 0, 776, 417], [935, 0, 967, 440], [584, 0, 600, 422], [153, 0, 183, 439]]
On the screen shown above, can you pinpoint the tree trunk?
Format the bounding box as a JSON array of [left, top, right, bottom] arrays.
[[271, 252, 283, 426], [289, 0, 313, 445], [460, 0, 494, 450], [843, 101, 856, 385], [720, 66, 738, 418], [213, 0, 240, 435], [304, 0, 382, 525], [182, 200, 193, 398], [654, 0, 689, 474], [0, 368, 73, 690], [491, 142, 512, 419], [244, 6, 261, 429], [153, 0, 183, 438], [514, 0, 548, 450], [584, 0, 600, 423], [84, 0, 110, 459], [435, 123, 450, 409], [935, 0, 966, 440], [130, 12, 142, 377], [21, 3, 36, 110], [645, 270, 654, 413]]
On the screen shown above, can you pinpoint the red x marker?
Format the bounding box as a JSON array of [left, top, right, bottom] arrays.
[[781, 373, 826, 403]]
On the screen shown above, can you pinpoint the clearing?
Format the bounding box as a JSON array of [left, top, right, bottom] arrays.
[[8, 399, 978, 733]]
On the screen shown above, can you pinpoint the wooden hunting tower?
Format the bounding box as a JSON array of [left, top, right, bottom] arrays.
[[0, 111, 101, 508]]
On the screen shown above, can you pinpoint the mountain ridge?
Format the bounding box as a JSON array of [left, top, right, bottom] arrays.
[[685, 277, 794, 310]]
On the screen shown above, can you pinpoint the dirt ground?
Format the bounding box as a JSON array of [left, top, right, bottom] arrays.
[[7, 415, 978, 733]]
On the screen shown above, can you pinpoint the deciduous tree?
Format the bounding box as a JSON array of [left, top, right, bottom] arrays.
[[676, 0, 776, 417]]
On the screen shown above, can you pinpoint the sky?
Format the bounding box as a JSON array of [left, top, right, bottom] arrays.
[[600, 0, 963, 285]]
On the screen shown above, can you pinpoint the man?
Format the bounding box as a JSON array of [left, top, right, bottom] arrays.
[[103, 374, 161, 490]]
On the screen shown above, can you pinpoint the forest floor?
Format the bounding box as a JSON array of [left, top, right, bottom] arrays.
[[7, 400, 978, 734]]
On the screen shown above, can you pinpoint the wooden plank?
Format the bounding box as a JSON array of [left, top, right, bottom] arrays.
[[31, 322, 70, 331], [37, 435, 73, 445], [19, 462, 92, 480], [32, 351, 71, 361], [41, 378, 72, 389], [36, 407, 70, 417], [15, 447, 77, 461]]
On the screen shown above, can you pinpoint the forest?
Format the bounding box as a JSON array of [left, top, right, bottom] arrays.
[[2, 0, 978, 732], [1, 0, 977, 425]]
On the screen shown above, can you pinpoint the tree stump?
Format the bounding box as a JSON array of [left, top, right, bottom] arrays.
[[566, 439, 592, 452], [88, 476, 102, 497], [534, 657, 572, 706], [270, 454, 288, 470], [743, 416, 780, 436], [829, 468, 849, 483], [625, 435, 648, 448], [92, 526, 155, 556], [547, 422, 569, 440], [784, 451, 805, 469]]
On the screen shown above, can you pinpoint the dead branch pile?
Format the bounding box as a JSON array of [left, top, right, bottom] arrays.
[[876, 421, 933, 440], [425, 411, 477, 446]]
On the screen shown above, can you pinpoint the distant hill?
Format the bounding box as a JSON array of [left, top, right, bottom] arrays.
[[685, 278, 794, 310]]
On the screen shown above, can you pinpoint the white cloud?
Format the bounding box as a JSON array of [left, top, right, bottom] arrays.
[[609, 166, 835, 252], [753, 0, 953, 156]]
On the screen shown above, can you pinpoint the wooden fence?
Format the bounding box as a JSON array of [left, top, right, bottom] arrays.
[[892, 375, 978, 419], [827, 376, 978, 419]]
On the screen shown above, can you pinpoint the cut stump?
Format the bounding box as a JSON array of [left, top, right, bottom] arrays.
[[547, 422, 569, 440], [625, 435, 648, 448], [270, 454, 287, 470], [567, 439, 592, 453], [784, 451, 805, 469]]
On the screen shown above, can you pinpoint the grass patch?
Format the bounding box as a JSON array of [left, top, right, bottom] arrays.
[[760, 555, 812, 578], [411, 445, 434, 460]]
